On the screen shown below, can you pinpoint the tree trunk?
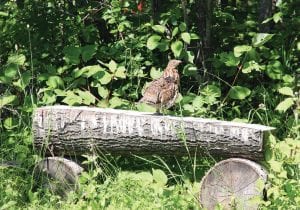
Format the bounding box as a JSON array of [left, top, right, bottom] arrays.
[[32, 106, 274, 160], [258, 0, 273, 32]]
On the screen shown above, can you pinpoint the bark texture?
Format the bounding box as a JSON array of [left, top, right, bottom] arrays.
[[32, 106, 274, 160], [200, 158, 267, 210]]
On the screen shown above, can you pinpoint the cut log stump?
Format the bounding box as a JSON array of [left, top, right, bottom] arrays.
[[32, 106, 274, 160], [35, 157, 83, 196], [200, 158, 267, 210]]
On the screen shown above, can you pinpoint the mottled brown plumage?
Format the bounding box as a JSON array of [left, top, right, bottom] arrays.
[[139, 59, 181, 112]]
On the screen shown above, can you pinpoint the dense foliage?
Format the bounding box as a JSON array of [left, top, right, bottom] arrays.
[[0, 0, 299, 209]]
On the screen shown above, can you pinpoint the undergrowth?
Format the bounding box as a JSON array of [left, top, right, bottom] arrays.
[[0, 0, 299, 209]]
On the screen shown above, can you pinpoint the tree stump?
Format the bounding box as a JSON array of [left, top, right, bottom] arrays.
[[35, 157, 83, 196], [200, 158, 267, 210]]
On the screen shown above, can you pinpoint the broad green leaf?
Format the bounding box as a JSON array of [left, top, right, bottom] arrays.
[[172, 27, 179, 37], [4, 64, 18, 78], [266, 60, 283, 80], [147, 35, 161, 50], [273, 12, 282, 23], [81, 65, 103, 78], [81, 45, 97, 62], [98, 71, 112, 85], [278, 87, 294, 96], [171, 40, 183, 57], [63, 46, 81, 65], [157, 39, 169, 52], [115, 66, 126, 78], [108, 60, 117, 72], [98, 86, 109, 98], [152, 169, 168, 186], [183, 64, 197, 76], [62, 91, 82, 105], [192, 96, 204, 109], [109, 97, 123, 108], [4, 117, 18, 130], [152, 25, 165, 34], [41, 90, 57, 105], [46, 76, 64, 89], [229, 86, 251, 100], [184, 51, 195, 63], [275, 97, 294, 112], [234, 45, 252, 57], [252, 33, 274, 47], [219, 52, 240, 67], [183, 104, 194, 113], [242, 61, 261, 73], [7, 54, 26, 65], [0, 11, 9, 17], [179, 22, 187, 32], [181, 32, 191, 44], [13, 71, 31, 90], [0, 95, 17, 108], [190, 33, 200, 40], [201, 85, 221, 97], [150, 67, 162, 79], [76, 90, 95, 105]]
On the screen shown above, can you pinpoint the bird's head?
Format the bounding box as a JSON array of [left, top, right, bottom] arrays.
[[163, 59, 181, 84], [167, 59, 182, 68]]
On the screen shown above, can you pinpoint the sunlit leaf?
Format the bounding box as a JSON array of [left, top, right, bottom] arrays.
[[0, 95, 17, 108], [108, 60, 117, 72], [278, 87, 294, 96], [147, 35, 161, 50], [181, 32, 191, 44], [275, 98, 294, 112], [78, 65, 103, 78], [252, 33, 274, 47], [98, 86, 109, 98], [150, 67, 162, 79], [152, 25, 166, 34], [62, 91, 82, 105], [171, 40, 183, 57], [98, 71, 112, 85], [172, 27, 179, 37], [76, 90, 95, 105], [4, 117, 18, 129], [201, 85, 221, 97], [228, 86, 251, 100], [234, 45, 252, 57], [115, 66, 126, 78], [7, 54, 26, 65], [46, 76, 64, 89]]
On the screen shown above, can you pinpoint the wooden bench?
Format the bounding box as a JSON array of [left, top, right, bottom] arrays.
[[32, 105, 274, 209]]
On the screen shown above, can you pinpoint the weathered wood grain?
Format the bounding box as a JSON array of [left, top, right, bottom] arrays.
[[200, 158, 267, 210], [32, 106, 274, 160]]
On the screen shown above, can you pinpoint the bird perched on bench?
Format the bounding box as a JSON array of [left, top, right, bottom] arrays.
[[139, 59, 182, 113]]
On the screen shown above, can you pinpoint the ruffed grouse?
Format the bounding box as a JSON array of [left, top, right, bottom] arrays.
[[139, 59, 181, 113]]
